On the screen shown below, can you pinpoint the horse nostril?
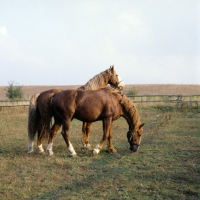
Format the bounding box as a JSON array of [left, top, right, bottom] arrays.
[[130, 146, 138, 152], [130, 146, 134, 151]]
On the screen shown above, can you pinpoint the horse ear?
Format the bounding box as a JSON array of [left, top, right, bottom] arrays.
[[110, 65, 114, 70], [139, 123, 145, 129]]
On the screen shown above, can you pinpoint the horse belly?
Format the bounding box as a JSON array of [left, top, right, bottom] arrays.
[[73, 106, 103, 122]]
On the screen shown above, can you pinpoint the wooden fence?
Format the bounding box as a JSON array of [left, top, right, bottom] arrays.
[[0, 100, 30, 107], [0, 94, 200, 107], [128, 94, 200, 103]]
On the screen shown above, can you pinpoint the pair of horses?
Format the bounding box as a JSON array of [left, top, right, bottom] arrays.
[[28, 66, 144, 156]]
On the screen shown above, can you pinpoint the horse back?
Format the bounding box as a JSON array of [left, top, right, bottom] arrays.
[[52, 88, 123, 122], [74, 89, 122, 122]]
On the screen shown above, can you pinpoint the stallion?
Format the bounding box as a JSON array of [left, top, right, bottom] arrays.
[[27, 66, 125, 153], [42, 88, 144, 156]]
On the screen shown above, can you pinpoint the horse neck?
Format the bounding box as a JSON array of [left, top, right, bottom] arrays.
[[120, 96, 140, 131], [82, 70, 109, 90]]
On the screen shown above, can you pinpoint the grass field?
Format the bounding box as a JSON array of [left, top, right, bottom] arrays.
[[0, 104, 200, 199]]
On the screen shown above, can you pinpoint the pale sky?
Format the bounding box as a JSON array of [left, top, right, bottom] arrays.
[[0, 0, 199, 86]]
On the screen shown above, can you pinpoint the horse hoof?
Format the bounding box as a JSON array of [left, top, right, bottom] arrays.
[[86, 146, 92, 150], [81, 145, 92, 150], [111, 149, 117, 153], [38, 150, 45, 154], [27, 150, 33, 154], [93, 150, 98, 156], [107, 148, 117, 153], [70, 153, 77, 157]]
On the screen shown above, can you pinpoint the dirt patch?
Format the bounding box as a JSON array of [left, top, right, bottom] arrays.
[[0, 84, 200, 100]]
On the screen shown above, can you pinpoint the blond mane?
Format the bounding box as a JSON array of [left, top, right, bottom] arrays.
[[82, 70, 109, 90]]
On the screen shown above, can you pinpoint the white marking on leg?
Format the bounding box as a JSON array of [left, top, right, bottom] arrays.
[[82, 143, 91, 150], [93, 144, 100, 154], [82, 143, 87, 149], [86, 143, 91, 149], [68, 142, 77, 156], [46, 143, 53, 156], [27, 140, 34, 153], [38, 144, 44, 153]]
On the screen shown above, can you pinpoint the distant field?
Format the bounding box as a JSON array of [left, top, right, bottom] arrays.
[[0, 84, 200, 100]]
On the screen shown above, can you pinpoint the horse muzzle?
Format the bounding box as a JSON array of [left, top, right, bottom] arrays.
[[118, 81, 125, 90], [130, 144, 140, 152]]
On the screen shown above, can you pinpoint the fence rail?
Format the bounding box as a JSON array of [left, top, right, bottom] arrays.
[[127, 94, 200, 103], [0, 100, 30, 107], [0, 94, 200, 107]]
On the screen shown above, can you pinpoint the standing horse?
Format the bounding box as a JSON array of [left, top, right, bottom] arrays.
[[42, 88, 144, 156], [27, 66, 125, 153]]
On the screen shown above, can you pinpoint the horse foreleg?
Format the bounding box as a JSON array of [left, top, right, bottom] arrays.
[[46, 122, 61, 156], [93, 119, 112, 156], [81, 122, 92, 150], [85, 122, 92, 149], [81, 122, 87, 148], [61, 120, 77, 156], [107, 126, 116, 153]]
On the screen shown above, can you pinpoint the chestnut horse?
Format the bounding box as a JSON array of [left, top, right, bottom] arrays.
[[27, 66, 125, 153], [42, 88, 144, 156]]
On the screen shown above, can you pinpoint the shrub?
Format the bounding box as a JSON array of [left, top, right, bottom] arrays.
[[126, 88, 138, 96], [5, 81, 24, 100]]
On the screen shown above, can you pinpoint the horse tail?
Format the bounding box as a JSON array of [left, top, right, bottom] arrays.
[[28, 93, 40, 142], [40, 93, 55, 141]]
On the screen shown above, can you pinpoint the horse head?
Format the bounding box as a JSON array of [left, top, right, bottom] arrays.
[[127, 123, 145, 152], [108, 65, 125, 90]]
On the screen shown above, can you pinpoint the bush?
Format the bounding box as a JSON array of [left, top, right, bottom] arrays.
[[126, 88, 138, 96], [5, 81, 24, 100]]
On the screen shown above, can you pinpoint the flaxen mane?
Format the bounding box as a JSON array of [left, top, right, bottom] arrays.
[[81, 70, 109, 90]]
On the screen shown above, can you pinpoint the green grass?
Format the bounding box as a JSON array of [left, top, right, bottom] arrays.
[[0, 105, 200, 200]]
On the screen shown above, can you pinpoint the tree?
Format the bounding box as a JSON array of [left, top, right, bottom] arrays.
[[5, 81, 24, 100]]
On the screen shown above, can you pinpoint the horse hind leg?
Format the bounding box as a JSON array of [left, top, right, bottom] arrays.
[[28, 139, 34, 153], [27, 132, 35, 153], [46, 122, 61, 156], [61, 120, 77, 157], [37, 128, 45, 153]]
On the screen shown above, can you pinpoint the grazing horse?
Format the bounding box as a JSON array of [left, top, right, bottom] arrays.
[[27, 66, 125, 153], [42, 88, 144, 156]]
